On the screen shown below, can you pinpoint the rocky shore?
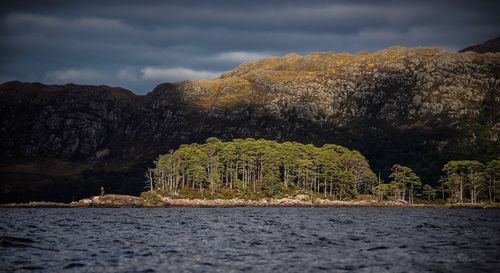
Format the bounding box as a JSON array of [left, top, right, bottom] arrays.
[[160, 197, 402, 208], [0, 194, 145, 208], [0, 194, 498, 208]]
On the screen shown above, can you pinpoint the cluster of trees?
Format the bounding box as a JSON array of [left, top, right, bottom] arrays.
[[439, 160, 499, 204], [373, 164, 422, 204], [374, 159, 499, 204], [149, 138, 377, 199], [147, 137, 499, 204]]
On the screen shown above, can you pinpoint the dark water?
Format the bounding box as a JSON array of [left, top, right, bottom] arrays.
[[1, 208, 499, 273]]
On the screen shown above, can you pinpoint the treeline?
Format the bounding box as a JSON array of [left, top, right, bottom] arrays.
[[438, 160, 499, 203], [374, 160, 499, 204], [149, 137, 499, 203], [149, 138, 377, 199], [373, 164, 422, 204]]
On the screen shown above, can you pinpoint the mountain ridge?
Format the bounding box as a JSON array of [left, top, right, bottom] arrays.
[[1, 44, 499, 202]]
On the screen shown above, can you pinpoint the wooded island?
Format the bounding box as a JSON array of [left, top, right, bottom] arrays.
[[146, 138, 499, 205]]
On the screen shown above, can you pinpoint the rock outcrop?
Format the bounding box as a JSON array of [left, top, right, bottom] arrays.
[[89, 194, 144, 207], [1, 45, 499, 203]]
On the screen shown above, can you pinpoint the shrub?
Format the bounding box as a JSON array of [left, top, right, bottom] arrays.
[[140, 190, 163, 206]]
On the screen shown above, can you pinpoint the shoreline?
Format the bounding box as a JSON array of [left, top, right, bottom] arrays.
[[0, 194, 497, 208]]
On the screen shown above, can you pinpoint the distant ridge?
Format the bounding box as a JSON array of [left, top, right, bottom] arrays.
[[459, 36, 500, 53]]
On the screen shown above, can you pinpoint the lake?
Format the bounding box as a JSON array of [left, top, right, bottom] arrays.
[[1, 208, 499, 272]]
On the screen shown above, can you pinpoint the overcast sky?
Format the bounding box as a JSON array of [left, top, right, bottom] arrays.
[[1, 0, 499, 94]]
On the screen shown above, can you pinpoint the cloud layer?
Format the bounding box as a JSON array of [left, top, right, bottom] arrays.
[[1, 0, 499, 94]]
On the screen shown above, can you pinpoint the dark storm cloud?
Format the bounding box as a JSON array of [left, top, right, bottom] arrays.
[[1, 0, 499, 94]]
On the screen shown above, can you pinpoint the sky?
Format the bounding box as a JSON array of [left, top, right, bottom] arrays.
[[1, 0, 499, 94]]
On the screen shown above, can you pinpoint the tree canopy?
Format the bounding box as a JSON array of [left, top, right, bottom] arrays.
[[149, 139, 499, 204], [440, 160, 494, 203], [151, 138, 377, 199]]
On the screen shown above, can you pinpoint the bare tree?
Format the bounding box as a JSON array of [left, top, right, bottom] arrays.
[[145, 167, 154, 191]]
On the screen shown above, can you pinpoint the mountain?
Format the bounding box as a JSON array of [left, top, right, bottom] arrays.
[[459, 36, 500, 53], [1, 46, 499, 203]]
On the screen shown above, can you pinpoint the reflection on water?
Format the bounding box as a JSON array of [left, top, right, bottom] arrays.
[[1, 208, 499, 272]]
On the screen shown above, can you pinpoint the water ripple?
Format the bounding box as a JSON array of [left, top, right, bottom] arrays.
[[0, 208, 499, 272]]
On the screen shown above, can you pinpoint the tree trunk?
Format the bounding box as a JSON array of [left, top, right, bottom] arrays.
[[489, 177, 493, 203], [284, 165, 288, 189], [494, 177, 497, 203], [460, 176, 463, 203], [149, 169, 154, 191], [410, 184, 413, 205], [329, 179, 332, 197]]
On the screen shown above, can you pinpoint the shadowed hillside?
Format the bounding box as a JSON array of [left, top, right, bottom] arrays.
[[459, 36, 500, 53]]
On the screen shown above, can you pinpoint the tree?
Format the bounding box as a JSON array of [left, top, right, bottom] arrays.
[[437, 176, 448, 201], [442, 160, 484, 203], [186, 146, 208, 191], [463, 161, 484, 204], [442, 161, 467, 203], [340, 151, 377, 194], [335, 170, 356, 200], [220, 142, 237, 189], [441, 173, 462, 202], [209, 171, 221, 196], [317, 146, 340, 197], [389, 164, 421, 204], [261, 144, 281, 195], [373, 183, 396, 201], [204, 137, 222, 195], [145, 167, 154, 191], [485, 159, 500, 203], [278, 142, 299, 189], [422, 184, 437, 201]]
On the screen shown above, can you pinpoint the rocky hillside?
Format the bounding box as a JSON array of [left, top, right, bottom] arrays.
[[1, 45, 499, 202], [0, 81, 140, 160]]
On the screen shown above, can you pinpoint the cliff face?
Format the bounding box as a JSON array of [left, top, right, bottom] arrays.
[[0, 82, 140, 160], [1, 46, 499, 202]]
